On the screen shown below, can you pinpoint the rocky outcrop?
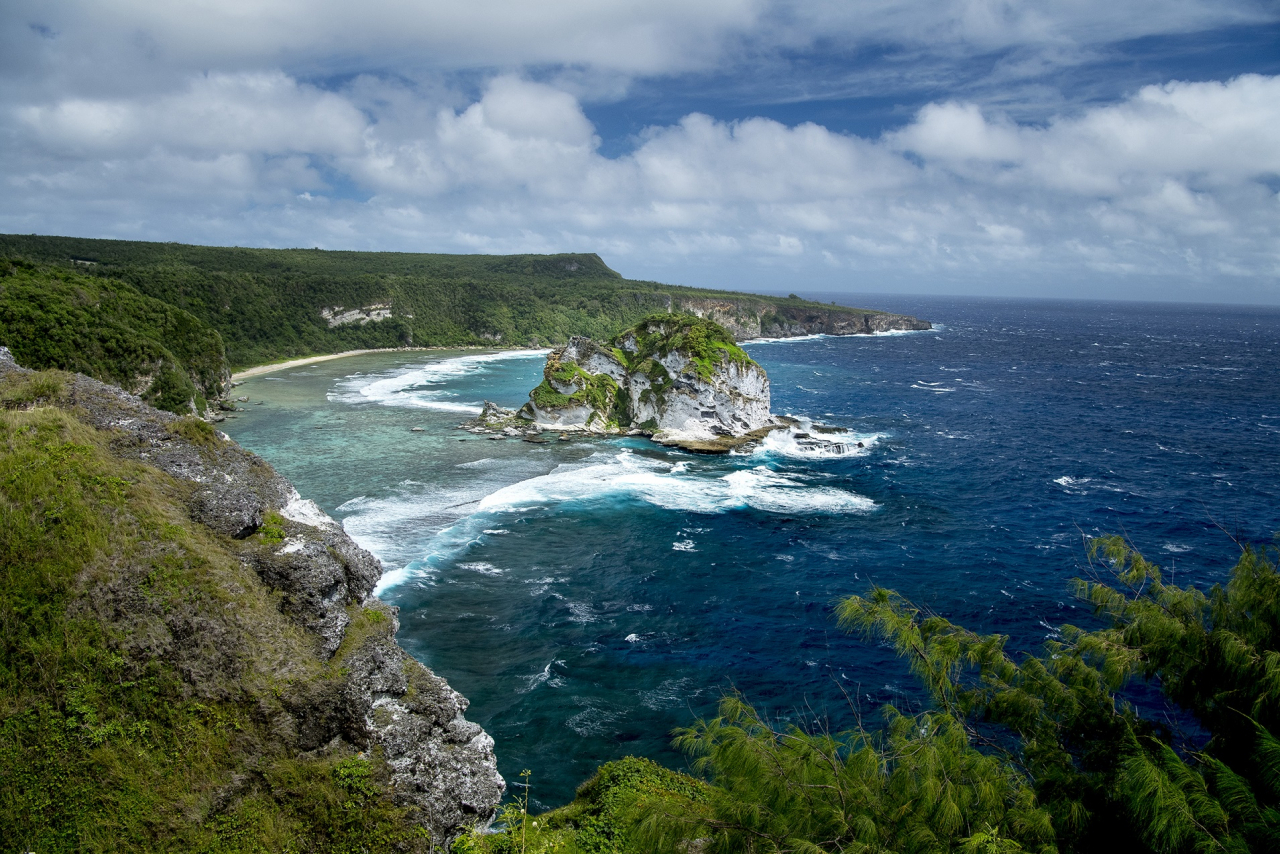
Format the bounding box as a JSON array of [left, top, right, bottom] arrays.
[[519, 315, 780, 452], [338, 610, 503, 832], [0, 347, 504, 846], [673, 296, 931, 340]]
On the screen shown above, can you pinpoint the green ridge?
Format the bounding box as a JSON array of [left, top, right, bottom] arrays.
[[0, 234, 896, 369]]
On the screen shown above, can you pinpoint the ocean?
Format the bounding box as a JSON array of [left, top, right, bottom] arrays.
[[221, 295, 1280, 809]]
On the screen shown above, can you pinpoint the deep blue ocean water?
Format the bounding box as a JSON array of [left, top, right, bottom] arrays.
[[222, 295, 1280, 809]]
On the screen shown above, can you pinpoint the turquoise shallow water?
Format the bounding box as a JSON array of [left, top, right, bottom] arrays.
[[223, 296, 1280, 809]]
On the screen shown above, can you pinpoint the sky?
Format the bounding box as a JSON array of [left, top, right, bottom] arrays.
[[2, 2, 1279, 304]]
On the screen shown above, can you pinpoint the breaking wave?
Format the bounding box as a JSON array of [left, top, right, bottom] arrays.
[[475, 451, 877, 517], [329, 349, 549, 413], [753, 420, 882, 460]]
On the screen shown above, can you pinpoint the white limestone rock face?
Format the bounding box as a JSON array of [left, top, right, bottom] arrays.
[[340, 602, 506, 845], [522, 316, 779, 451]]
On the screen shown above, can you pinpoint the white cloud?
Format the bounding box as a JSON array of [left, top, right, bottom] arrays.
[[774, 0, 1266, 54], [4, 0, 764, 86], [17, 72, 367, 156], [7, 67, 1277, 302], [891, 102, 1023, 162], [4, 0, 1270, 100], [889, 74, 1280, 225], [2, 3, 1278, 302]]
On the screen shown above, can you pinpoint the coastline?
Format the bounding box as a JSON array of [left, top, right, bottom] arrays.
[[228, 321, 934, 383], [230, 345, 535, 381]]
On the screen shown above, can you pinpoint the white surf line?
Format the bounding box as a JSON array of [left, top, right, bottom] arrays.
[[743, 327, 935, 346], [742, 333, 830, 345], [231, 346, 542, 381]]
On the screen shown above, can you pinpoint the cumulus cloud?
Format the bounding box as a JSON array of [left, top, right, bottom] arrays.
[[18, 72, 367, 157], [1, 2, 1278, 301], [5, 64, 1276, 300]]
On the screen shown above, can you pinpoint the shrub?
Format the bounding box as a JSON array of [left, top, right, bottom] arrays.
[[168, 415, 217, 447]]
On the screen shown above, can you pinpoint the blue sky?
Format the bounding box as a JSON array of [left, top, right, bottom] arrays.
[[2, 1, 1278, 303]]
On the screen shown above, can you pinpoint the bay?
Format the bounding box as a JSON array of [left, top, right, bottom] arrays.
[[222, 295, 1280, 808]]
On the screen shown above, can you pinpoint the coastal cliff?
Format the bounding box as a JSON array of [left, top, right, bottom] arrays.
[[673, 296, 932, 339], [0, 348, 502, 851], [517, 315, 779, 452]]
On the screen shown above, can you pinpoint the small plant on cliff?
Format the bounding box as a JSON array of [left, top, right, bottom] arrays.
[[454, 757, 709, 854], [530, 380, 573, 409], [0, 369, 65, 409], [168, 414, 217, 447], [258, 510, 287, 545]]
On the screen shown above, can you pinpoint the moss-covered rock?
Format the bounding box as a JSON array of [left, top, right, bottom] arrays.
[[0, 348, 502, 852], [613, 313, 752, 381], [522, 314, 778, 451]]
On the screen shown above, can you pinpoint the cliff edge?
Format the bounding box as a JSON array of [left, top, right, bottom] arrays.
[[0, 347, 502, 851]]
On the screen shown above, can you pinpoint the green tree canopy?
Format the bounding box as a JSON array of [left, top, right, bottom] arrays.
[[598, 540, 1280, 854]]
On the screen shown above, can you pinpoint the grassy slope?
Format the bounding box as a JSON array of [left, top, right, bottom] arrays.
[[0, 235, 885, 368], [0, 258, 228, 413], [0, 370, 428, 853]]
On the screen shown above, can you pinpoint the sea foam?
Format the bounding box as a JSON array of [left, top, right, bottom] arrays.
[[366, 450, 876, 593], [473, 450, 876, 517], [753, 419, 881, 460], [330, 349, 550, 412]]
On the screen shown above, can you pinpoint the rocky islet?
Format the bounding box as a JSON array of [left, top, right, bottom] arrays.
[[461, 313, 899, 453]]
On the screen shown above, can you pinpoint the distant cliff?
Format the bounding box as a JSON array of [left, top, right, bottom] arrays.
[[0, 349, 502, 851], [673, 296, 932, 339]]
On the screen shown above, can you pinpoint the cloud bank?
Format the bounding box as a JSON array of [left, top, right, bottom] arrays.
[[2, 2, 1278, 301]]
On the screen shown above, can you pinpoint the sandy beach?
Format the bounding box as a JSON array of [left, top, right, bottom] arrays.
[[230, 349, 398, 381], [229, 346, 536, 382]]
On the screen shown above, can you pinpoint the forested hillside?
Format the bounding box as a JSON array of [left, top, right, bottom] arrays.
[[0, 257, 227, 413], [0, 234, 912, 368]]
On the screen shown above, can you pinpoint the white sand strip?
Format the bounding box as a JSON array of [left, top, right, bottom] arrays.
[[230, 346, 537, 382], [231, 349, 396, 381]]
